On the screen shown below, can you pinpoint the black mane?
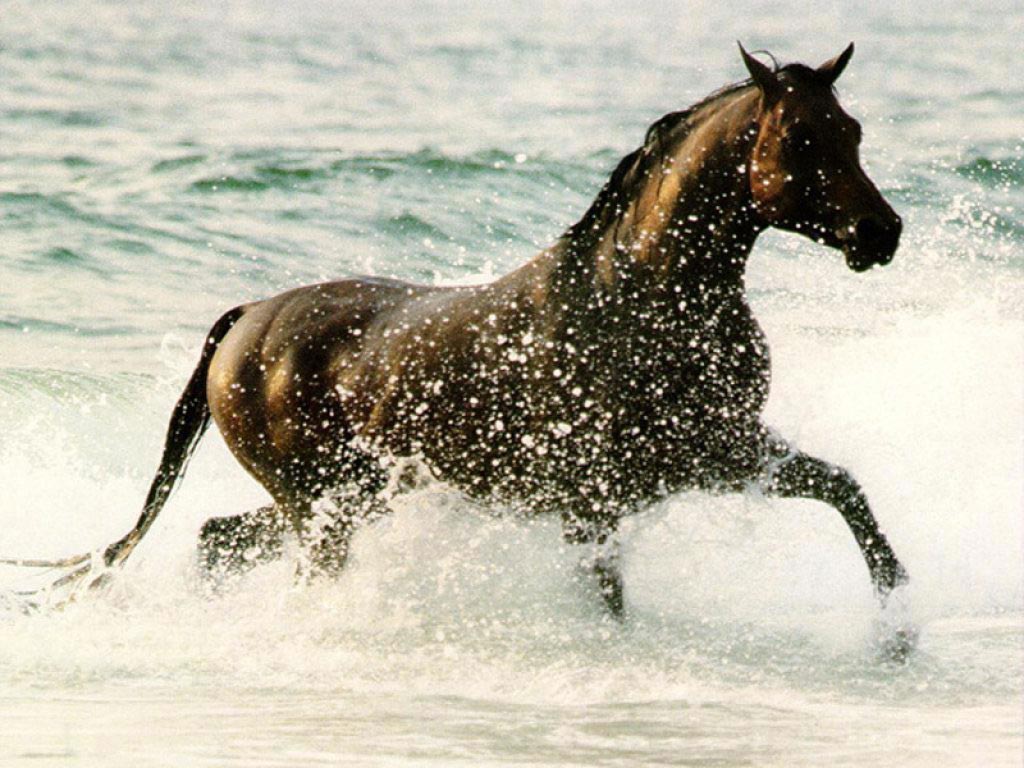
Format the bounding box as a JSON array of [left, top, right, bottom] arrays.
[[562, 79, 755, 247]]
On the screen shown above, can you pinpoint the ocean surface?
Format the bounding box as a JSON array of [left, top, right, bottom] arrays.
[[1, 1, 1022, 765]]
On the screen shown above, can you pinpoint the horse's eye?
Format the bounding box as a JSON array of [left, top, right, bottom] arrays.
[[784, 126, 815, 153]]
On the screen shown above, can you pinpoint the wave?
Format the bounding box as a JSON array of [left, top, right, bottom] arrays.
[[30, 246, 113, 277], [954, 155, 1024, 190], [0, 368, 153, 401], [180, 146, 611, 195], [376, 211, 449, 241], [0, 314, 141, 338], [3, 107, 105, 127], [151, 153, 207, 173]]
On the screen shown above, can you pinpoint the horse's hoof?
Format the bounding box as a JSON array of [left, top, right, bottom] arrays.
[[873, 589, 917, 664], [877, 624, 918, 664]]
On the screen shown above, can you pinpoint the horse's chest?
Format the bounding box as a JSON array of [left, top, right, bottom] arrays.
[[677, 309, 770, 415], [499, 304, 772, 499], [593, 300, 771, 421]]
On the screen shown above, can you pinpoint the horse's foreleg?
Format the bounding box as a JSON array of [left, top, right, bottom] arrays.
[[562, 511, 624, 618], [592, 545, 624, 617], [758, 446, 908, 600]]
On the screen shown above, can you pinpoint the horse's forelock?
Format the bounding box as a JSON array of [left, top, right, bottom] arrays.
[[777, 63, 843, 96]]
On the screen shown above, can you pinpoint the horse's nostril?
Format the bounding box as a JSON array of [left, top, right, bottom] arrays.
[[855, 217, 885, 244], [855, 216, 900, 255]]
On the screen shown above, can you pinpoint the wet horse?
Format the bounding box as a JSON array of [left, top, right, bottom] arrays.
[[11, 44, 908, 616]]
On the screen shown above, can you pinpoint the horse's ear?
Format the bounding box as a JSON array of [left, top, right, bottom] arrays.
[[817, 42, 854, 86], [738, 42, 780, 104]]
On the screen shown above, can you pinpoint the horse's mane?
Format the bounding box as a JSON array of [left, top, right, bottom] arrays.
[[561, 79, 754, 246], [562, 60, 819, 247]]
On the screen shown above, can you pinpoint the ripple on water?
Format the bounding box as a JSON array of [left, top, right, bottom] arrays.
[[954, 154, 1024, 190], [150, 154, 207, 173], [4, 107, 106, 127]]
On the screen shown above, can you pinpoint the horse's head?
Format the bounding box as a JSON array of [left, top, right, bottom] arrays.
[[739, 43, 902, 271]]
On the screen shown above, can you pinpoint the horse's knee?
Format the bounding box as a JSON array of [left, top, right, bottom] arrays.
[[818, 464, 866, 506], [198, 514, 241, 557]]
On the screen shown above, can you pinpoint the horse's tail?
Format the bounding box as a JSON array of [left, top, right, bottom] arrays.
[[0, 306, 245, 591], [101, 306, 246, 569]]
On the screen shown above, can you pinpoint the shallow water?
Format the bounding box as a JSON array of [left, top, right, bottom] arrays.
[[1, 0, 1022, 765]]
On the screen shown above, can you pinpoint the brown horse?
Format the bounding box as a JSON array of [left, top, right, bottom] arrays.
[[9, 44, 907, 617]]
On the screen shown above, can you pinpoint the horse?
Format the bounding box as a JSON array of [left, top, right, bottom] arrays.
[[6, 43, 908, 621]]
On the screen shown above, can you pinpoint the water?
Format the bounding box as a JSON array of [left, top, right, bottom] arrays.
[[1, 0, 1022, 764]]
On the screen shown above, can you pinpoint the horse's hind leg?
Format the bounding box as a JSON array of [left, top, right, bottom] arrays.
[[300, 493, 386, 578], [756, 438, 908, 599], [196, 497, 367, 580], [197, 448, 387, 582], [198, 504, 289, 577]]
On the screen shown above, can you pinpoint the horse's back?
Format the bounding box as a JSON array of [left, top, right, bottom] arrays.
[[209, 277, 416, 381]]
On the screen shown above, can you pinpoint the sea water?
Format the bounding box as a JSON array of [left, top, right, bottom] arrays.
[[1, 0, 1021, 765]]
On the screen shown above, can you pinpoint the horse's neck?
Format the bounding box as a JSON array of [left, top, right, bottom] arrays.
[[664, 146, 763, 287], [553, 91, 763, 311]]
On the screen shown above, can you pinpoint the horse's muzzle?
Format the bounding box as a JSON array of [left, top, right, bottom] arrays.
[[841, 214, 902, 272]]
